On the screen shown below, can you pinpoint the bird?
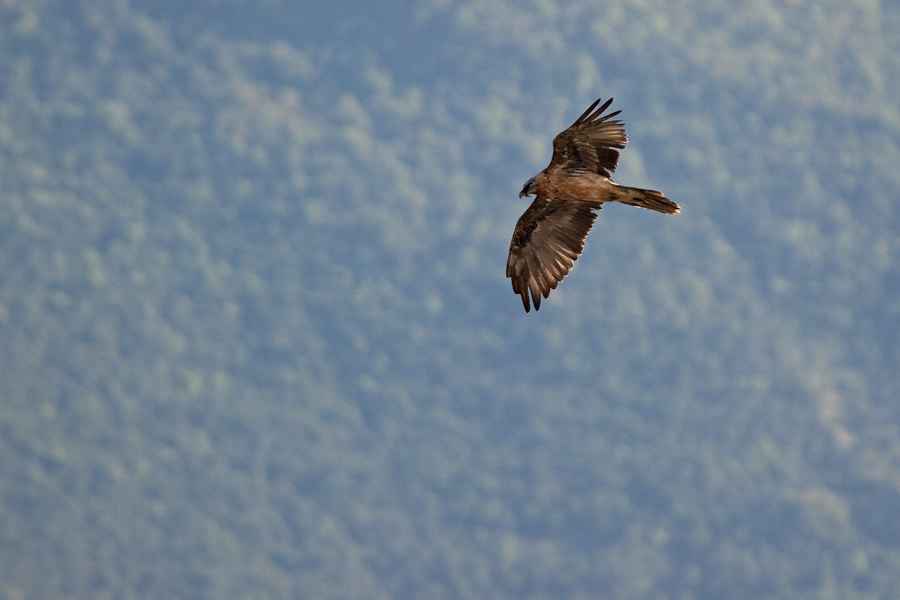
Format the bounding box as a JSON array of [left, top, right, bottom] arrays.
[[507, 97, 680, 312]]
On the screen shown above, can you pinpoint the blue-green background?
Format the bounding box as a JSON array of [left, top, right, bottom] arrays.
[[2, 0, 899, 597]]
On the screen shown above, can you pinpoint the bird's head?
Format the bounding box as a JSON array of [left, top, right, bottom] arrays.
[[519, 177, 536, 198]]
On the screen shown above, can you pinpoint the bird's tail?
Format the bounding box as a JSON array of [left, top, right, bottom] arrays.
[[613, 185, 681, 214]]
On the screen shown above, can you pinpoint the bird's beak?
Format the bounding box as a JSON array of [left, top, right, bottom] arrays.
[[518, 178, 534, 198]]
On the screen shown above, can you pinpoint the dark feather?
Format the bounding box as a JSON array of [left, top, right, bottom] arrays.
[[507, 197, 603, 312], [549, 97, 627, 178]]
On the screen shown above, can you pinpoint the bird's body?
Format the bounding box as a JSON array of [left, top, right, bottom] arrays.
[[507, 97, 680, 312], [529, 170, 617, 201]]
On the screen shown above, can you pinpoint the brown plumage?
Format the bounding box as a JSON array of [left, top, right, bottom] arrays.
[[507, 97, 681, 312]]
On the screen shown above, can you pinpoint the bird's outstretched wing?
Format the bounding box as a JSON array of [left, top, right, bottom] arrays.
[[549, 98, 627, 178], [506, 196, 603, 312]]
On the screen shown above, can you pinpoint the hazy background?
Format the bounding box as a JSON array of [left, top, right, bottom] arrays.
[[2, 0, 899, 598]]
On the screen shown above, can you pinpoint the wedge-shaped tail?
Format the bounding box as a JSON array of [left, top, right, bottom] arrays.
[[613, 185, 681, 214]]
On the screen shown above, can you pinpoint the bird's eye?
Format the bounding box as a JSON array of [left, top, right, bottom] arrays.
[[520, 178, 535, 196]]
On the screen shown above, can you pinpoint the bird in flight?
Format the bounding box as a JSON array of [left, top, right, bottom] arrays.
[[507, 97, 681, 312]]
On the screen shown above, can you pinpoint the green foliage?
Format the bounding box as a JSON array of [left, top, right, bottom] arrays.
[[1, 0, 900, 598]]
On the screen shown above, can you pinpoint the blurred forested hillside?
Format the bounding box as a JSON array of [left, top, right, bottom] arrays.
[[2, 0, 900, 598]]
